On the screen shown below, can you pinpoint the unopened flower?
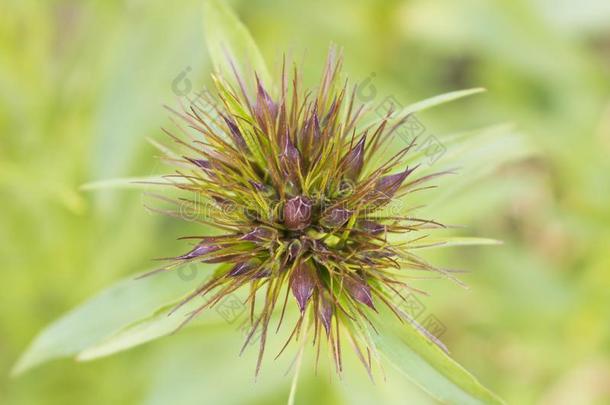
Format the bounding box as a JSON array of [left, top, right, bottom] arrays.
[[152, 48, 453, 374]]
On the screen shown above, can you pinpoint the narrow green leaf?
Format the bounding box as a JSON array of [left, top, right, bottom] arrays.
[[373, 311, 504, 404], [147, 137, 183, 160], [80, 176, 173, 191], [362, 88, 486, 129], [12, 267, 212, 376], [397, 87, 486, 117], [77, 294, 222, 361], [410, 237, 503, 250], [203, 0, 271, 88]]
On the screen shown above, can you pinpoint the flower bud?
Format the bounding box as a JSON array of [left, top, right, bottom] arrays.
[[358, 220, 385, 235], [284, 196, 312, 230], [253, 268, 271, 279], [374, 166, 417, 199], [228, 261, 256, 277], [279, 134, 302, 183], [291, 261, 316, 312], [221, 114, 248, 152], [344, 276, 375, 309], [185, 157, 211, 171], [320, 207, 352, 228], [319, 292, 333, 335], [342, 136, 366, 181], [177, 243, 219, 260], [241, 227, 276, 242], [255, 75, 278, 120], [288, 239, 303, 259]]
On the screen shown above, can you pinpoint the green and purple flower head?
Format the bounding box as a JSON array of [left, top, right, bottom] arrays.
[[152, 47, 454, 374]]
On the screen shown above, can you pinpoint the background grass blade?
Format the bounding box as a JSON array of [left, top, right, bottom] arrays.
[[203, 0, 271, 88]]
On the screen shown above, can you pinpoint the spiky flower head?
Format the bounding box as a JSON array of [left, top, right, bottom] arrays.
[[153, 48, 452, 374]]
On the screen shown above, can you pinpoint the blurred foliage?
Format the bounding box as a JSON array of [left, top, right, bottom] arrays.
[[1, 0, 609, 404]]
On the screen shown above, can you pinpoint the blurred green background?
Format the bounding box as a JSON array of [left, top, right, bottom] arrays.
[[2, 0, 610, 403]]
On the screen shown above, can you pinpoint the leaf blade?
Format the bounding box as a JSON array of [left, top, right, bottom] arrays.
[[76, 295, 222, 361], [398, 87, 486, 117], [373, 314, 504, 404], [410, 237, 503, 250], [202, 0, 271, 87], [12, 267, 212, 376], [361, 88, 487, 129]]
